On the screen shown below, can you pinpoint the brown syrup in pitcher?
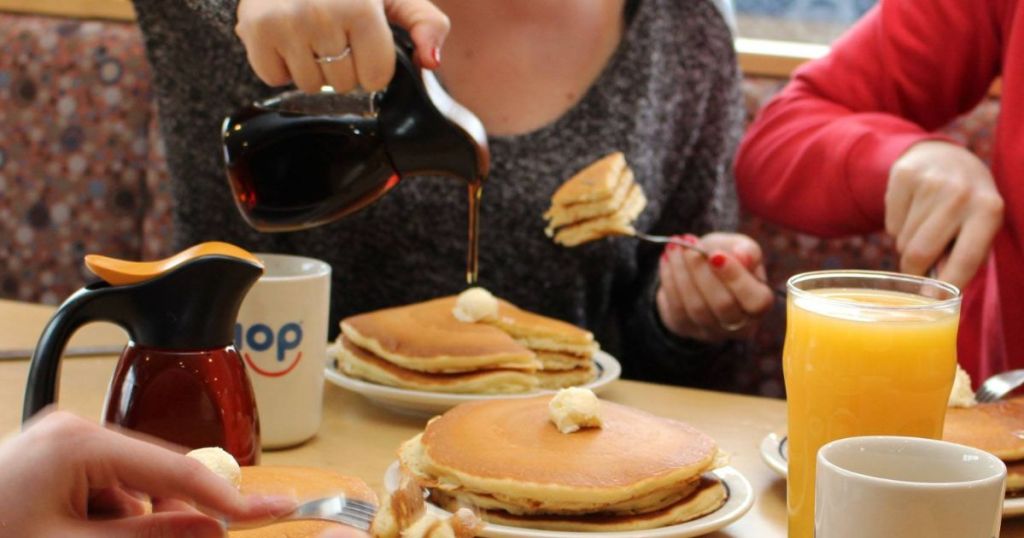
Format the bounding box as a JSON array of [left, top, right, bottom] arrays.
[[104, 344, 260, 465]]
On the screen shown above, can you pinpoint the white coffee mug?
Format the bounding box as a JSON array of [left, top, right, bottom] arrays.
[[236, 253, 331, 449], [816, 435, 1006, 538]]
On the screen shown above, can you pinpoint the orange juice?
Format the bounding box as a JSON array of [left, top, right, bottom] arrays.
[[784, 284, 959, 538]]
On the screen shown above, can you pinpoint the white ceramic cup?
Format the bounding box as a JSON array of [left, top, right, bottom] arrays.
[[235, 253, 331, 449], [816, 435, 1006, 538]]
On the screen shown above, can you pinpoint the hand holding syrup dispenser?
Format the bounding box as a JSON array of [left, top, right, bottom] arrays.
[[221, 26, 490, 233], [22, 242, 264, 465]]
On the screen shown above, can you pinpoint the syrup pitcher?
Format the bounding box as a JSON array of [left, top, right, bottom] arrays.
[[221, 26, 490, 233], [22, 242, 264, 465]]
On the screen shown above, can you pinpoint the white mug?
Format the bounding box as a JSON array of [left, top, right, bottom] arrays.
[[816, 435, 1006, 538], [236, 253, 331, 449]]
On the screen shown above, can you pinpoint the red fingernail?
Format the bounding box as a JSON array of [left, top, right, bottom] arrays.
[[431, 46, 442, 66], [660, 249, 669, 263], [710, 252, 727, 269], [681, 234, 699, 246]]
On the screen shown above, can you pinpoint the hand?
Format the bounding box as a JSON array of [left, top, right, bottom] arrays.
[[236, 0, 450, 93], [886, 141, 1003, 289], [656, 232, 774, 343], [0, 410, 295, 537]]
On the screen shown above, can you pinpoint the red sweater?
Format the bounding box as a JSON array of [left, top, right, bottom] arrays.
[[736, 0, 1024, 385]]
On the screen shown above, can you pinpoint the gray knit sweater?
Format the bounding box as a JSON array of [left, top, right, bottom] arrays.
[[132, 0, 745, 388]]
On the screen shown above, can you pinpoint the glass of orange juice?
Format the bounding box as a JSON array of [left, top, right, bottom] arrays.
[[784, 270, 960, 538]]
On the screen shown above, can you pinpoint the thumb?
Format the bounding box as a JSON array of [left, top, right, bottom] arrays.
[[80, 512, 224, 538], [384, 0, 451, 68], [731, 239, 763, 271]]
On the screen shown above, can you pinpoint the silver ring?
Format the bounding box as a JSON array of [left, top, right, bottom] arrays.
[[314, 47, 352, 64], [720, 318, 749, 332]]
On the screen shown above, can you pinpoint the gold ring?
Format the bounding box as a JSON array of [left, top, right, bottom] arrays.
[[314, 47, 352, 64]]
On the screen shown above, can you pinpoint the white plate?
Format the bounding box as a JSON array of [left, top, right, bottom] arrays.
[[758, 431, 1024, 517], [383, 461, 754, 538], [324, 350, 622, 417]]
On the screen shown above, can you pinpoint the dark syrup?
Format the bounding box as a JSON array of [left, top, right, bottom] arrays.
[[467, 179, 482, 285], [104, 344, 260, 465], [224, 93, 400, 232]]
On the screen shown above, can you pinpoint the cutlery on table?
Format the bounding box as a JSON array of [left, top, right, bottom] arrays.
[[227, 495, 377, 531], [975, 369, 1024, 403]]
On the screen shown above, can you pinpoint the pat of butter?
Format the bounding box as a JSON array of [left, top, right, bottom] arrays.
[[549, 387, 603, 434], [186, 447, 241, 489], [452, 287, 499, 323], [948, 363, 977, 408]]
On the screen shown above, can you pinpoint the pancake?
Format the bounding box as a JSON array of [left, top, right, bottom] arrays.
[[229, 466, 377, 538], [1008, 460, 1024, 493], [943, 396, 1024, 461], [535, 363, 596, 390], [342, 297, 540, 373], [431, 476, 727, 532], [549, 151, 627, 206], [338, 337, 539, 394], [544, 168, 634, 230], [551, 184, 648, 247], [487, 299, 598, 356], [400, 396, 720, 509], [533, 350, 592, 371]]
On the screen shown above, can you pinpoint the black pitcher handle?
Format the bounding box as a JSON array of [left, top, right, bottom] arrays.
[[22, 283, 130, 423]]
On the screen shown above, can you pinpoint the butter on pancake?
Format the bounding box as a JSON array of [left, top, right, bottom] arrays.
[[549, 387, 602, 433], [544, 151, 648, 247], [187, 447, 241, 489], [229, 466, 377, 538], [948, 363, 977, 408], [452, 287, 499, 323], [399, 396, 727, 531]]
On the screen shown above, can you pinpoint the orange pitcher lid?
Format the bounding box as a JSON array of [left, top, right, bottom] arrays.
[[85, 242, 263, 286]]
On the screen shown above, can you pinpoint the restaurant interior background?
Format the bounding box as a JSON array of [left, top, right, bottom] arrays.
[[0, 0, 1001, 397]]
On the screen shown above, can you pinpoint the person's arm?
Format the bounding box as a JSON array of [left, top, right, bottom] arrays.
[[736, 0, 1003, 238]]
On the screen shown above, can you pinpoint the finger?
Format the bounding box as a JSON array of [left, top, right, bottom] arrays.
[[243, 40, 292, 87], [78, 425, 294, 520], [885, 168, 915, 237], [280, 43, 326, 93], [709, 251, 775, 316], [152, 498, 202, 515], [894, 186, 938, 253], [938, 211, 1001, 289], [88, 487, 148, 519], [347, 3, 396, 90], [384, 0, 451, 68], [899, 207, 964, 276], [665, 243, 721, 339], [683, 247, 746, 328], [315, 40, 359, 93], [657, 256, 701, 338], [77, 511, 223, 538]]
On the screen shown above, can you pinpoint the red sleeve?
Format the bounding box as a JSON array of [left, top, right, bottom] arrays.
[[735, 0, 1004, 237]]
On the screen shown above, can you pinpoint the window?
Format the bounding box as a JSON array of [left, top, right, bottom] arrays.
[[735, 0, 878, 44]]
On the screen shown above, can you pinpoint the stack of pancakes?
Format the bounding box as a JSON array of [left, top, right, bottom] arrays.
[[544, 151, 647, 247], [944, 396, 1024, 495], [336, 296, 598, 394], [399, 396, 727, 531]]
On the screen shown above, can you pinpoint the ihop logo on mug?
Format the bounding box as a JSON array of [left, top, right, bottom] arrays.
[[235, 322, 304, 378]]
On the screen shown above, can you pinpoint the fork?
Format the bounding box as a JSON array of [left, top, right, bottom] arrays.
[[227, 495, 377, 531], [975, 369, 1024, 403], [634, 232, 787, 300]]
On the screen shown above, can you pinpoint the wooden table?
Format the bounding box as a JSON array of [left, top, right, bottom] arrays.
[[1, 299, 1019, 537]]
